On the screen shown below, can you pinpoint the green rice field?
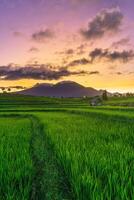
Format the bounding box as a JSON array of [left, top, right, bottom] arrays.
[[0, 95, 134, 199]]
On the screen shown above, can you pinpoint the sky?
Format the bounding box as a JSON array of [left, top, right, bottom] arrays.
[[0, 0, 134, 92]]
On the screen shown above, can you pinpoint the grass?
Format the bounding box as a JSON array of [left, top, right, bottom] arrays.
[[0, 95, 134, 199], [104, 96, 134, 106], [0, 117, 33, 200], [37, 111, 134, 199], [30, 116, 73, 200], [0, 94, 90, 109], [0, 115, 72, 200]]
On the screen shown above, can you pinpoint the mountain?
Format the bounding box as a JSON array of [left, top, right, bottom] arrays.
[[16, 81, 104, 97]]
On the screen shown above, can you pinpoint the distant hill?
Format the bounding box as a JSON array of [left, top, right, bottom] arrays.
[[16, 81, 105, 97]]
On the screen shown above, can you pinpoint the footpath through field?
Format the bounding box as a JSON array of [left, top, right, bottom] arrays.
[[0, 114, 73, 200]]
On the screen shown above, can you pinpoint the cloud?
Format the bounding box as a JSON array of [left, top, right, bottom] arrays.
[[70, 0, 94, 5], [70, 0, 88, 4], [116, 72, 122, 75], [13, 31, 27, 39], [81, 7, 123, 40], [89, 48, 134, 63], [56, 49, 75, 61], [0, 64, 86, 80], [32, 29, 55, 42], [65, 49, 74, 55], [58, 48, 74, 55], [77, 44, 87, 55], [89, 71, 100, 75], [111, 38, 130, 49], [29, 47, 39, 52], [57, 45, 88, 57], [13, 31, 24, 37], [12, 86, 27, 89], [0, 86, 26, 90], [67, 58, 90, 67]]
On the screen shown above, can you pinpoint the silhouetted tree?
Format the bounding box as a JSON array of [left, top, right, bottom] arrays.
[[8, 88, 11, 92], [102, 90, 108, 101], [1, 88, 5, 93]]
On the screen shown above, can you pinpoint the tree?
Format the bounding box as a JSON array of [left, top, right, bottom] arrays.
[[1, 87, 5, 93], [8, 88, 11, 92], [102, 90, 108, 101]]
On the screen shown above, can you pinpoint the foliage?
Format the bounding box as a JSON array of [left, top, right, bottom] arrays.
[[0, 117, 33, 200], [0, 95, 134, 199], [102, 90, 108, 101]]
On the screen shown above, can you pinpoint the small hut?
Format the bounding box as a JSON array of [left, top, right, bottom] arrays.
[[90, 96, 102, 106]]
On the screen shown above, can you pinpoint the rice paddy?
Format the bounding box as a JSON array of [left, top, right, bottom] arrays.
[[0, 95, 134, 199], [0, 117, 33, 200]]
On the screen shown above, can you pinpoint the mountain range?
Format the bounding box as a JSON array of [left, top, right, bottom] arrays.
[[16, 81, 106, 97]]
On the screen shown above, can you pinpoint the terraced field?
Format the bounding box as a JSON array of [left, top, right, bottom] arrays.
[[0, 95, 134, 200], [0, 117, 33, 199]]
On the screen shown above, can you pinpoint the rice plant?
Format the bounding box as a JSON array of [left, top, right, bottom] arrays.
[[0, 117, 33, 200], [38, 111, 134, 200]]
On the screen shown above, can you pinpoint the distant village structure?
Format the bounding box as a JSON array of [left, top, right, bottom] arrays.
[[90, 96, 102, 106]]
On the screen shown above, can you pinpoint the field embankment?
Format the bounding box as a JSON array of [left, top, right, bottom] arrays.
[[104, 96, 134, 106], [1, 95, 134, 199]]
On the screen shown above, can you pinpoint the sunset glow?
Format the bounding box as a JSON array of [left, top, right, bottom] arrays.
[[0, 0, 134, 92]]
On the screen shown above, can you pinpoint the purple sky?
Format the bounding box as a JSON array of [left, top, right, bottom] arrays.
[[0, 0, 134, 92]]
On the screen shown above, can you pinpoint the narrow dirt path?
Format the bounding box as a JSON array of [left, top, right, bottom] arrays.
[[30, 116, 73, 200]]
